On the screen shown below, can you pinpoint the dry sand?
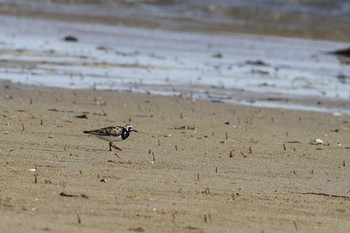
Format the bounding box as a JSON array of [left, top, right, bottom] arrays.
[[1, 82, 350, 232]]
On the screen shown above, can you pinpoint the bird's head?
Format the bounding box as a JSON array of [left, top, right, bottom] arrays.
[[125, 124, 138, 133]]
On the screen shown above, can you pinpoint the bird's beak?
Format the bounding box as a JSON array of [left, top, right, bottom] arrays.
[[132, 129, 138, 133]]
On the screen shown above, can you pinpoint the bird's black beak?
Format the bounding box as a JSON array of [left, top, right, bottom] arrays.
[[132, 129, 138, 133]]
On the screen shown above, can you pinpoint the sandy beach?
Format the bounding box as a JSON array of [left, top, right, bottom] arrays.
[[1, 0, 350, 232], [1, 82, 350, 232]]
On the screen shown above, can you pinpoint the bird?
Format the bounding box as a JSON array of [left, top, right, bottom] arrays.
[[83, 124, 138, 151]]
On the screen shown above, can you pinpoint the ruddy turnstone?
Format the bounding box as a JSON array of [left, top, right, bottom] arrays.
[[84, 124, 138, 151]]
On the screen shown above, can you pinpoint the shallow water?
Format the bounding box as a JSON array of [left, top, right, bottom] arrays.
[[0, 3, 349, 114]]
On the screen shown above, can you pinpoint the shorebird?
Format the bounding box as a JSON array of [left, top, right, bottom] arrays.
[[83, 124, 138, 151]]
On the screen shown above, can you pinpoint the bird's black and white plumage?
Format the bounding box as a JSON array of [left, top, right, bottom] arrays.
[[84, 124, 138, 151]]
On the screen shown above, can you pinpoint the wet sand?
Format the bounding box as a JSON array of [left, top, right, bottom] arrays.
[[1, 82, 350, 232]]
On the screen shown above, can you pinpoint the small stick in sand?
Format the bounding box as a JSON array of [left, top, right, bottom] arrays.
[[229, 150, 234, 158], [77, 213, 81, 224], [293, 220, 298, 230], [34, 165, 38, 184]]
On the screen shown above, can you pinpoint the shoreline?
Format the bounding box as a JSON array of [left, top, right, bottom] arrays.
[[1, 14, 349, 114], [1, 82, 350, 232]]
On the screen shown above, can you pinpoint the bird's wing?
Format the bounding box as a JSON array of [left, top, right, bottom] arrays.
[[105, 126, 123, 136], [85, 126, 123, 136]]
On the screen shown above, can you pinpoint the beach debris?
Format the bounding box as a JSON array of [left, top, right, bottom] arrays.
[[330, 47, 350, 57], [229, 150, 234, 158], [100, 178, 107, 183], [288, 140, 300, 144], [240, 151, 247, 158], [96, 45, 107, 51], [293, 221, 298, 231], [204, 213, 211, 223], [174, 125, 196, 130], [175, 145, 178, 151], [329, 47, 350, 65], [310, 138, 324, 145], [203, 187, 210, 196], [337, 73, 349, 84], [245, 60, 268, 66], [283, 144, 286, 151], [77, 213, 82, 224], [59, 192, 88, 198], [251, 69, 269, 75], [75, 114, 88, 119], [258, 82, 276, 87], [47, 108, 59, 112], [213, 52, 223, 58], [301, 192, 350, 200], [93, 111, 107, 116], [34, 173, 38, 184], [64, 35, 78, 42]]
